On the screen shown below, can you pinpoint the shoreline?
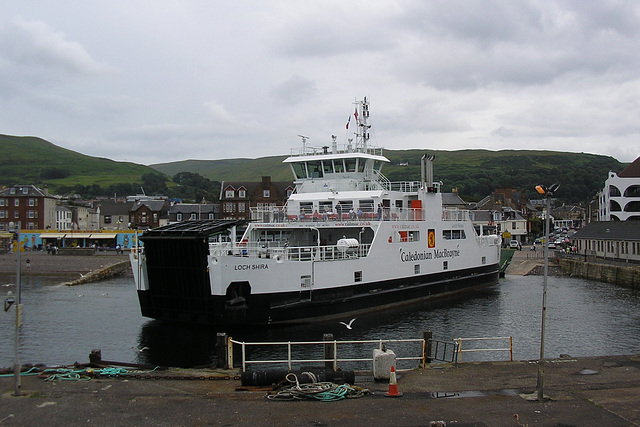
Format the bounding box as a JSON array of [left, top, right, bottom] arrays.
[[0, 250, 131, 277]]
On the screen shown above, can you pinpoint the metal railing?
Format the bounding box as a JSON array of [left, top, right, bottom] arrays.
[[209, 242, 372, 260], [455, 336, 513, 362], [228, 337, 426, 372]]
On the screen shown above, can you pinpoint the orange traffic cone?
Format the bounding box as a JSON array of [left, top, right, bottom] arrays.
[[384, 365, 403, 397]]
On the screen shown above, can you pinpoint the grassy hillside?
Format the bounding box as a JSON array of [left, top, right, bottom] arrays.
[[152, 149, 625, 203], [0, 134, 161, 191], [0, 134, 625, 203]]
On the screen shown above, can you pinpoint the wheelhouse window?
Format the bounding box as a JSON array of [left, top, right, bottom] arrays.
[[291, 162, 307, 179]]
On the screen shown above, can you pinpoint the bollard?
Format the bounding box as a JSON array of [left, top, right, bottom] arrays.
[[423, 330, 433, 365], [216, 333, 228, 369], [90, 349, 102, 365], [323, 333, 335, 370]]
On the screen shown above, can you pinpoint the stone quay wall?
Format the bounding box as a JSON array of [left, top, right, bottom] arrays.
[[557, 257, 640, 290]]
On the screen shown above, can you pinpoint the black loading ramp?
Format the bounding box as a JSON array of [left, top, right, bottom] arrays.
[[139, 220, 245, 320]]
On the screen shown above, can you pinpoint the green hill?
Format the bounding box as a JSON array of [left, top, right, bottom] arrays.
[[151, 149, 625, 203], [0, 134, 626, 203], [0, 134, 161, 192]]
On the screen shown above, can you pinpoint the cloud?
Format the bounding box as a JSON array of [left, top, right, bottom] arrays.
[[0, 16, 113, 77], [270, 75, 317, 105], [0, 1, 639, 166]]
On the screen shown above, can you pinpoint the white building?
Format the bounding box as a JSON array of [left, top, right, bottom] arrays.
[[56, 205, 73, 231], [599, 156, 640, 221]]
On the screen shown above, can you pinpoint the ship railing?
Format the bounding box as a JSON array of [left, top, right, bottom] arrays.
[[250, 206, 430, 222], [442, 207, 470, 221], [212, 242, 372, 260], [289, 143, 384, 157], [476, 234, 501, 247], [228, 337, 426, 372], [455, 336, 513, 362]]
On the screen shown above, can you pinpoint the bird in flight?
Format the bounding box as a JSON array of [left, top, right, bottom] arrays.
[[339, 318, 356, 329]]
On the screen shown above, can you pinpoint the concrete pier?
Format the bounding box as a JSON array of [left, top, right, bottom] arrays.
[[2, 354, 640, 426]]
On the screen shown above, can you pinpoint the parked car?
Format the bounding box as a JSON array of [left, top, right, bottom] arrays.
[[509, 240, 519, 249]]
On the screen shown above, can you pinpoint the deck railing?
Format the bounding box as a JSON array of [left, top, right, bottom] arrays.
[[226, 335, 514, 372], [228, 337, 426, 372], [209, 242, 372, 260], [455, 336, 513, 362], [250, 205, 469, 223]]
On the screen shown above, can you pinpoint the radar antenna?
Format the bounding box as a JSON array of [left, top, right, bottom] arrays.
[[298, 134, 310, 154]]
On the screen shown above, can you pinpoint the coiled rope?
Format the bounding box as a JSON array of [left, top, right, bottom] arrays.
[[266, 372, 370, 401]]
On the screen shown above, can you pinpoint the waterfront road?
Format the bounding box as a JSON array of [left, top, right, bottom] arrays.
[[2, 354, 640, 426]]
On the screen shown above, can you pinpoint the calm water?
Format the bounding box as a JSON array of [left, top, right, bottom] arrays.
[[1, 273, 639, 369]]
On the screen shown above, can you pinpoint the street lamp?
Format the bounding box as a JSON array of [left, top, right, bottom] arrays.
[[7, 221, 24, 396], [534, 184, 559, 402]]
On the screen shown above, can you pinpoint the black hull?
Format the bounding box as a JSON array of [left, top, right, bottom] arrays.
[[137, 264, 500, 326]]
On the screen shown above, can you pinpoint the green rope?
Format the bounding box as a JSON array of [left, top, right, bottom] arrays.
[[266, 373, 370, 401], [0, 366, 41, 378]]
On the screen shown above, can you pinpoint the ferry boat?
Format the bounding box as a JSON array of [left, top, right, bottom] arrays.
[[131, 97, 501, 325]]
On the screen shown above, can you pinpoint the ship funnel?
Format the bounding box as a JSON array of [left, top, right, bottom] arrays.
[[421, 154, 435, 189]]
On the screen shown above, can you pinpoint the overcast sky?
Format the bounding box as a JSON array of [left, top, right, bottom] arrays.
[[1, 1, 639, 166]]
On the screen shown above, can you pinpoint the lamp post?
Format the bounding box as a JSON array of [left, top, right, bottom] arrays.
[[534, 184, 559, 402], [8, 221, 23, 396]]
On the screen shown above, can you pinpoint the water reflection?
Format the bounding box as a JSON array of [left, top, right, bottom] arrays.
[[1, 274, 639, 369]]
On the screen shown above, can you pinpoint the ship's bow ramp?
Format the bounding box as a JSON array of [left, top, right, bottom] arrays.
[[139, 220, 244, 320]]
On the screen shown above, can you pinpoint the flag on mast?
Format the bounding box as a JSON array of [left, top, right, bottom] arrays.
[[346, 115, 351, 129]]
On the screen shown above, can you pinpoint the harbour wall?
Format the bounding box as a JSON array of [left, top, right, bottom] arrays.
[[557, 258, 640, 290], [64, 260, 130, 286]]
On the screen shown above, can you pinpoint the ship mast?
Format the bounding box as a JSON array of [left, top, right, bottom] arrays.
[[354, 97, 371, 153]]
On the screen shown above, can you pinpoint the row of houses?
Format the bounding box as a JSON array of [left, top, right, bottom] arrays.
[[569, 156, 640, 263], [1, 155, 638, 260]]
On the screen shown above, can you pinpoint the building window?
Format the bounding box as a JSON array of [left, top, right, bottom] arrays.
[[14, 199, 19, 206], [105, 215, 112, 224], [224, 202, 234, 212], [177, 213, 182, 221], [29, 199, 35, 206], [0, 199, 5, 206], [190, 213, 196, 220], [239, 190, 246, 198], [225, 189, 234, 198], [263, 190, 270, 198], [22, 187, 28, 195], [28, 211, 35, 218], [208, 213, 214, 219], [0, 211, 5, 218], [238, 202, 245, 212]]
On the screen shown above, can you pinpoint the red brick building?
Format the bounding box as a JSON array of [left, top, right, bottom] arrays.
[[220, 176, 294, 220], [0, 185, 57, 231]]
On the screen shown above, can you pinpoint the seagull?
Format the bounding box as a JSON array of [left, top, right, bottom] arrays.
[[79, 273, 86, 278], [339, 318, 356, 329]]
